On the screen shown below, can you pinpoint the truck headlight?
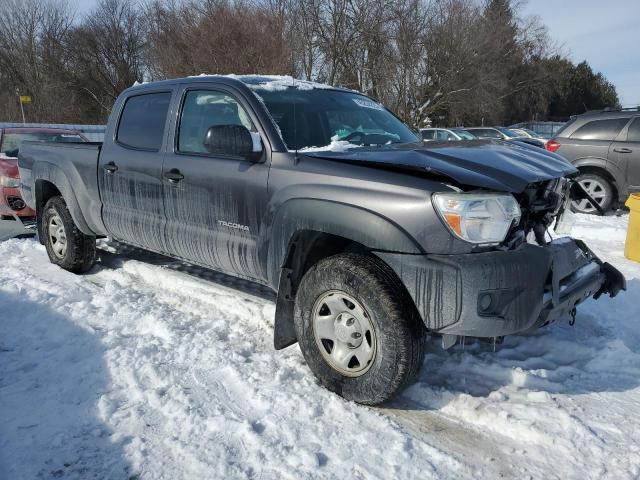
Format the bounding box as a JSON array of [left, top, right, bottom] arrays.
[[432, 192, 521, 244], [0, 175, 20, 188]]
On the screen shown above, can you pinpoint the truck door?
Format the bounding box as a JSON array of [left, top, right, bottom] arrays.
[[610, 116, 640, 192], [162, 85, 270, 281], [98, 90, 173, 252]]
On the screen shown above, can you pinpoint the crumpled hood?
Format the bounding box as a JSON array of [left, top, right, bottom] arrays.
[[302, 140, 577, 192]]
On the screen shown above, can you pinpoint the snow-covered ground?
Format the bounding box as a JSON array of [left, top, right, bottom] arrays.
[[1, 214, 638, 479]]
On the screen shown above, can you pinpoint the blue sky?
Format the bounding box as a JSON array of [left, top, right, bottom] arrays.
[[74, 0, 639, 107], [522, 0, 640, 107]]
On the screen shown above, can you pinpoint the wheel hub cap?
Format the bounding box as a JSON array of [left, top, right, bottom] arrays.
[[334, 313, 363, 347], [48, 213, 67, 259], [312, 291, 376, 377]]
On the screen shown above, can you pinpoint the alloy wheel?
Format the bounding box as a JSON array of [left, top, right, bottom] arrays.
[[572, 178, 608, 213]]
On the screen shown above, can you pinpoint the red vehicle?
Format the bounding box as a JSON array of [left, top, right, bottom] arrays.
[[0, 128, 87, 224]]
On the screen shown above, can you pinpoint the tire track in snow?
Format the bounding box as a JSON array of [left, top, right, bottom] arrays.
[[94, 247, 523, 479], [3, 211, 640, 479]]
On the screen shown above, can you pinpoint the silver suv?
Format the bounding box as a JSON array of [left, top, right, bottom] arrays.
[[547, 108, 640, 213]]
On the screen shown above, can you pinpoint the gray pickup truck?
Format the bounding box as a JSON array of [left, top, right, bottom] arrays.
[[18, 75, 625, 404]]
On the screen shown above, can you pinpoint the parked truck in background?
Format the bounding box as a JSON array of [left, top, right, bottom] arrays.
[[18, 75, 626, 404]]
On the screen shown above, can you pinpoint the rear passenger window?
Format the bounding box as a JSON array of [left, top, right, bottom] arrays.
[[475, 129, 501, 139], [570, 118, 629, 141], [117, 92, 171, 151], [436, 130, 448, 140], [627, 118, 640, 142], [421, 130, 435, 140]]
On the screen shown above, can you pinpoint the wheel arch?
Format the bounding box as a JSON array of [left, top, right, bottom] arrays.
[[33, 163, 95, 237], [269, 199, 423, 350], [35, 177, 93, 237], [34, 179, 62, 242]]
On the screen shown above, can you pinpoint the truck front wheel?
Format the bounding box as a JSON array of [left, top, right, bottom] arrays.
[[42, 196, 96, 273], [294, 253, 425, 405]]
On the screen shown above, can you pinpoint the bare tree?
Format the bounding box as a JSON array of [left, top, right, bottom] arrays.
[[65, 0, 146, 120], [0, 0, 617, 126], [0, 0, 76, 122], [145, 0, 292, 80]]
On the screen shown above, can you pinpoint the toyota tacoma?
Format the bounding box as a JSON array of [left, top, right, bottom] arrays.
[[18, 75, 626, 405]]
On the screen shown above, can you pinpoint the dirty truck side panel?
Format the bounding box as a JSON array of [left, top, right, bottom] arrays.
[[262, 152, 470, 290], [18, 142, 106, 236], [98, 88, 174, 253], [160, 82, 272, 281]]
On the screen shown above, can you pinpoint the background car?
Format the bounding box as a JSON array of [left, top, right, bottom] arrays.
[[420, 128, 469, 141], [448, 128, 477, 140], [0, 127, 87, 225], [511, 127, 545, 139], [460, 126, 546, 149], [460, 126, 504, 139], [546, 107, 640, 213]]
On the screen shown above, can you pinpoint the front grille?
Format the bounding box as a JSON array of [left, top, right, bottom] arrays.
[[503, 179, 570, 248], [519, 179, 566, 215]]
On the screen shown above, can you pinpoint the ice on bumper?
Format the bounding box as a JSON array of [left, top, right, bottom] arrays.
[[377, 237, 626, 338]]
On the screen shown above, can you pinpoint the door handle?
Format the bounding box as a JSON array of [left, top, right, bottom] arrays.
[[164, 169, 184, 183], [614, 147, 632, 153], [103, 162, 118, 173]]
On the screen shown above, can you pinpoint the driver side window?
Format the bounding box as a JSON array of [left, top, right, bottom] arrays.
[[178, 90, 255, 154]]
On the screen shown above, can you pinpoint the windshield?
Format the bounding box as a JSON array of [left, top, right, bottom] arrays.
[[496, 127, 521, 138], [453, 129, 476, 140], [252, 88, 420, 150], [0, 132, 84, 157], [522, 129, 540, 138]]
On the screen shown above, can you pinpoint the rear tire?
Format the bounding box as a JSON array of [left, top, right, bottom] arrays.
[[294, 253, 425, 405], [571, 172, 614, 214], [42, 196, 96, 273]]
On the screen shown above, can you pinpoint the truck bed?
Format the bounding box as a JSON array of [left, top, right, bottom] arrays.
[[18, 141, 105, 236]]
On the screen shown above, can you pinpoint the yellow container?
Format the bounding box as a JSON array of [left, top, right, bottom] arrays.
[[625, 194, 640, 262]]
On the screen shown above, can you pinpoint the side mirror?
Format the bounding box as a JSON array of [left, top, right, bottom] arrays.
[[203, 124, 263, 161]]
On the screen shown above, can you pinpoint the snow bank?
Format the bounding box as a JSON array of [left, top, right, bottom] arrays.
[[1, 213, 639, 479]]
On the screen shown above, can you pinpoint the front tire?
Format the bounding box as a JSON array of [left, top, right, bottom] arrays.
[[294, 253, 425, 405], [571, 172, 614, 214], [42, 196, 96, 273]]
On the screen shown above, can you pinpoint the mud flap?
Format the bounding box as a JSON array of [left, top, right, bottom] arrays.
[[273, 267, 298, 350]]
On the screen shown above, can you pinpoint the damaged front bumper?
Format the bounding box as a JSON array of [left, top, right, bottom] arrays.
[[376, 238, 626, 338]]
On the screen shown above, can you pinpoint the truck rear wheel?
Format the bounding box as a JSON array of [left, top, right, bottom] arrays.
[[42, 196, 96, 273], [294, 253, 425, 405]]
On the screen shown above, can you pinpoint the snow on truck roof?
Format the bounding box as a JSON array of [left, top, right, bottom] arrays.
[[224, 74, 337, 91], [130, 74, 350, 92]]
